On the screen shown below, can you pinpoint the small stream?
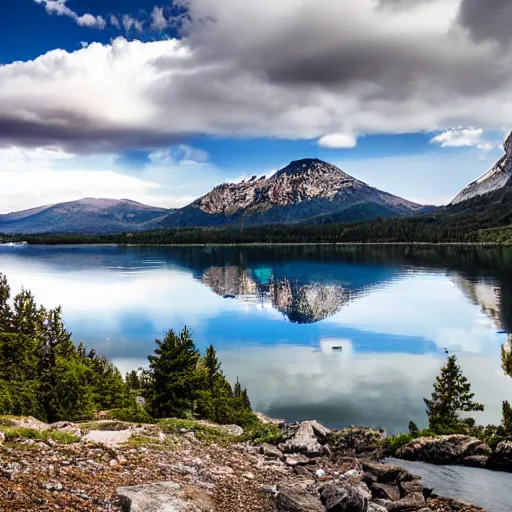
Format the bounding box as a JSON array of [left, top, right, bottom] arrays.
[[387, 458, 511, 512]]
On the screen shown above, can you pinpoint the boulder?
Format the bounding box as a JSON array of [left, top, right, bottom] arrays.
[[50, 421, 82, 438], [389, 494, 425, 511], [487, 441, 512, 472], [362, 461, 413, 485], [396, 435, 491, 467], [255, 412, 286, 427], [330, 427, 387, 458], [0, 416, 48, 431], [260, 443, 284, 459], [117, 482, 206, 511], [370, 483, 400, 502], [82, 429, 135, 446], [320, 483, 369, 512], [276, 485, 325, 512], [280, 420, 331, 457]]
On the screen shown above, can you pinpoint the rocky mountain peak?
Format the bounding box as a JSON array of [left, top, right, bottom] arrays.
[[275, 158, 351, 180], [451, 131, 512, 205]]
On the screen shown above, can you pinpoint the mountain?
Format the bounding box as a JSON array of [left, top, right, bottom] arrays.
[[157, 158, 422, 228], [0, 198, 170, 234], [1, 159, 423, 235], [451, 132, 512, 205]]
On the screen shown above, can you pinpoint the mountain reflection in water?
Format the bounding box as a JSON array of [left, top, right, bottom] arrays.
[[0, 244, 511, 432]]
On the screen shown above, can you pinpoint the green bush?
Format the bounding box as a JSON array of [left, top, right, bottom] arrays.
[[108, 405, 154, 424]]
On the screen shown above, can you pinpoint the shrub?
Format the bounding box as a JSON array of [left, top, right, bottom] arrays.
[[108, 406, 154, 424]]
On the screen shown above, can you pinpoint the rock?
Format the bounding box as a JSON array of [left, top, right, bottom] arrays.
[[196, 421, 244, 437], [243, 472, 255, 480], [389, 494, 425, 511], [487, 441, 512, 472], [260, 443, 284, 459], [286, 454, 310, 467], [255, 412, 286, 427], [330, 427, 387, 458], [399, 478, 423, 496], [117, 482, 203, 511], [320, 483, 369, 512], [362, 473, 377, 486], [1, 416, 49, 431], [370, 483, 400, 502], [396, 435, 492, 466], [362, 461, 412, 485], [276, 485, 325, 512], [50, 421, 82, 438], [82, 429, 135, 446], [368, 504, 388, 512], [281, 420, 331, 457], [0, 432, 5, 444]]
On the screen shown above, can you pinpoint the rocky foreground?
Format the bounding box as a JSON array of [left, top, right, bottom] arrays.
[[0, 415, 486, 512]]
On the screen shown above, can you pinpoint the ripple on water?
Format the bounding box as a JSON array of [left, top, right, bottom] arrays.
[[387, 458, 511, 512]]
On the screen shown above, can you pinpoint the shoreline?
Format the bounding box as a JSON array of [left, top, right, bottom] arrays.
[[1, 241, 510, 248]]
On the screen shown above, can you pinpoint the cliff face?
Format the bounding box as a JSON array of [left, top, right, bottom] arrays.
[[451, 132, 512, 205]]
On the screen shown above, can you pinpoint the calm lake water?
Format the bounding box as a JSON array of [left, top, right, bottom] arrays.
[[0, 244, 511, 434]]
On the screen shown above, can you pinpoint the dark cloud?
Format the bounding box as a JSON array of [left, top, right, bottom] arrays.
[[457, 0, 512, 46], [0, 115, 187, 153]]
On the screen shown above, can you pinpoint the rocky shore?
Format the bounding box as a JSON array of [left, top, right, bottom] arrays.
[[0, 415, 491, 512], [395, 434, 512, 473]]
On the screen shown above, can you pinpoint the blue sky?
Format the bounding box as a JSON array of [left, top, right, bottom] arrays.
[[1, 0, 511, 212]]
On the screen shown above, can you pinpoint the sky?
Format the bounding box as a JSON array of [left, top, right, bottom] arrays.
[[1, 0, 512, 212]]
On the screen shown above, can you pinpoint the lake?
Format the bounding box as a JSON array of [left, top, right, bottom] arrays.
[[0, 244, 511, 434]]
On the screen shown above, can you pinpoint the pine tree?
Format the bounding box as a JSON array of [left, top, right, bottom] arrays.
[[424, 355, 484, 433], [408, 421, 419, 435], [204, 345, 221, 396], [502, 337, 512, 378], [233, 377, 242, 398], [147, 327, 200, 418], [502, 401, 512, 433]]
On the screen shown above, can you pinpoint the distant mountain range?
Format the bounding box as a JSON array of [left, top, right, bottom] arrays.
[[0, 159, 424, 234], [0, 198, 170, 235], [3, 145, 512, 235]]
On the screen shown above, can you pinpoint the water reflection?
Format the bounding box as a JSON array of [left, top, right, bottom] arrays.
[[0, 244, 511, 432]]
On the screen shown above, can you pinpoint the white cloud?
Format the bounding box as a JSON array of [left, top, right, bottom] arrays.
[[149, 145, 209, 165], [430, 127, 484, 147], [0, 143, 226, 212], [5, 0, 512, 153], [151, 7, 168, 31], [110, 15, 121, 29], [34, 0, 107, 29], [318, 133, 358, 149], [122, 15, 144, 33]]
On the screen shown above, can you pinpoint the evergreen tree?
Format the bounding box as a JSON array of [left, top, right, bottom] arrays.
[[408, 421, 419, 435], [147, 327, 200, 418], [204, 345, 221, 396], [502, 401, 512, 433], [424, 355, 484, 433], [0, 272, 130, 422], [502, 338, 512, 378]]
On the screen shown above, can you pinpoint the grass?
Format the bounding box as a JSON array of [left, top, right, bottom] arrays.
[[239, 422, 284, 445], [78, 420, 135, 433], [0, 426, 80, 445], [158, 418, 236, 444], [158, 417, 284, 446], [380, 429, 438, 454]]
